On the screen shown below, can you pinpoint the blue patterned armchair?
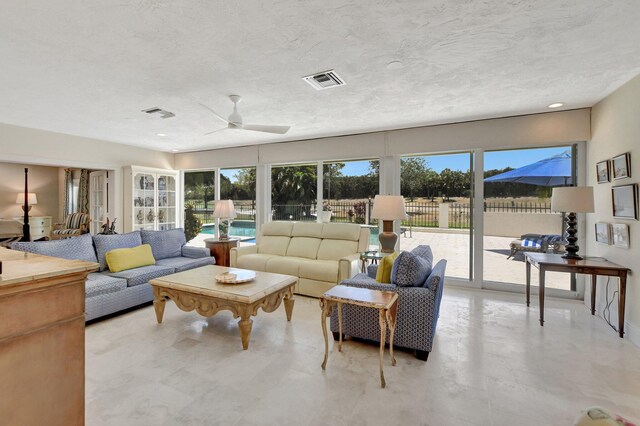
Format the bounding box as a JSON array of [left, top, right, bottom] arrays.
[[330, 247, 446, 361]]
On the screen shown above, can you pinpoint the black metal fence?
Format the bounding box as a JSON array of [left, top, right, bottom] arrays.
[[186, 199, 554, 229]]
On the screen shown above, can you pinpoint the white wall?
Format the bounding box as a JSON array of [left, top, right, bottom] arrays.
[[176, 109, 590, 169], [0, 162, 59, 220], [0, 123, 174, 233], [588, 74, 640, 346]]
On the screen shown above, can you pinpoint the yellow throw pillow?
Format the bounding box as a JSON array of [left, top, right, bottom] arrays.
[[375, 251, 398, 283], [105, 244, 156, 273]]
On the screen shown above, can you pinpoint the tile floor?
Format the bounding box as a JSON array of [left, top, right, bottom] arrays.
[[86, 287, 640, 426]]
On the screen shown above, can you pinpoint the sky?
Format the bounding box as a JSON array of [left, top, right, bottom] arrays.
[[339, 146, 570, 175], [219, 146, 570, 181]]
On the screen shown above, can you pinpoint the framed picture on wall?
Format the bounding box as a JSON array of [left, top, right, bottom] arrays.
[[612, 152, 631, 180], [612, 184, 638, 219], [611, 223, 630, 248], [595, 222, 611, 244], [596, 160, 610, 183]]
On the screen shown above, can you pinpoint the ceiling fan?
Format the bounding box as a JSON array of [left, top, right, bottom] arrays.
[[200, 95, 291, 135]]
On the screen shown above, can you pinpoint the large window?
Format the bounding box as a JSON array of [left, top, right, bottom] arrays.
[[271, 164, 317, 221], [483, 146, 573, 291], [400, 153, 473, 281], [221, 167, 256, 239]]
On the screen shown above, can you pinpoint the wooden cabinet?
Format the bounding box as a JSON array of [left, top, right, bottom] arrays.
[[13, 216, 52, 241], [123, 166, 180, 232], [0, 248, 98, 425]]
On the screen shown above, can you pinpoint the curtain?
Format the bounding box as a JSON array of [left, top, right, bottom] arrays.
[[63, 168, 73, 218], [78, 169, 90, 214]]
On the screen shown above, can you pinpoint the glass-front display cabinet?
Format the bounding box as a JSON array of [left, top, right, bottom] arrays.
[[124, 166, 179, 232]]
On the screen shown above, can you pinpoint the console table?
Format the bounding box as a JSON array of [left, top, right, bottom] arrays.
[[524, 253, 630, 338]]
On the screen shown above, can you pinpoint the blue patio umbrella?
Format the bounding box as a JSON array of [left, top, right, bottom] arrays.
[[484, 151, 573, 186]]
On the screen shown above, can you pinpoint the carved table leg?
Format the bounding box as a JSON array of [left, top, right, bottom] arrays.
[[284, 290, 295, 321], [378, 308, 387, 388], [238, 316, 253, 350], [320, 298, 333, 370], [153, 294, 166, 324], [386, 301, 398, 367]]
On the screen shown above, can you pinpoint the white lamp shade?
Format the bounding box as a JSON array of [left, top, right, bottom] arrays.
[[371, 195, 408, 220], [551, 186, 595, 213], [16, 192, 38, 205], [212, 200, 237, 219]]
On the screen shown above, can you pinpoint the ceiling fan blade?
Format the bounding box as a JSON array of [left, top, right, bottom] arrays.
[[199, 103, 229, 124], [204, 127, 228, 136], [241, 124, 290, 134]]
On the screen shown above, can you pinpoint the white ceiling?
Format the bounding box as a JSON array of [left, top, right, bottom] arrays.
[[1, 1, 640, 153]]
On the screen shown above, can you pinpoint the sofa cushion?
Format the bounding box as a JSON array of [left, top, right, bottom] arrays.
[[265, 256, 306, 277], [12, 233, 98, 263], [321, 223, 361, 241], [258, 236, 291, 256], [93, 232, 142, 271], [108, 264, 175, 287], [261, 221, 293, 237], [141, 228, 186, 260], [156, 256, 216, 273], [286, 237, 321, 259], [376, 251, 399, 283], [236, 253, 279, 271], [390, 251, 431, 287], [85, 273, 127, 298], [299, 259, 338, 283], [105, 244, 156, 273], [291, 222, 324, 238], [316, 239, 358, 261]]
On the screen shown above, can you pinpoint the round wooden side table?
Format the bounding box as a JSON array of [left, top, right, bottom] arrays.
[[204, 238, 239, 267]]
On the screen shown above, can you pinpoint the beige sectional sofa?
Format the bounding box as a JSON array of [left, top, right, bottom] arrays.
[[230, 221, 370, 297]]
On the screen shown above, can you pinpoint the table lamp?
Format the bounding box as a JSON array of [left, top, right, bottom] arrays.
[[212, 200, 237, 240], [551, 186, 594, 260], [371, 195, 408, 253], [16, 192, 37, 213]]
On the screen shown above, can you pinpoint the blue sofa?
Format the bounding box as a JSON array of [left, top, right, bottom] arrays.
[[330, 245, 446, 361], [12, 229, 215, 321]]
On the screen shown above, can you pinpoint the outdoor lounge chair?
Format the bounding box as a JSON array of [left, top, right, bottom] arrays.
[[508, 234, 566, 259]]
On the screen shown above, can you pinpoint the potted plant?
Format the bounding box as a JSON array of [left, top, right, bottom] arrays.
[[321, 203, 332, 223]]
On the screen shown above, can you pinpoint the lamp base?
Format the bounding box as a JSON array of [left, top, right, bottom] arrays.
[[562, 211, 582, 260], [379, 220, 398, 253]]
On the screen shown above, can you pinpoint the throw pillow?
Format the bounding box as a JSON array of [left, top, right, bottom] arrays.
[[390, 251, 431, 287], [105, 244, 156, 273], [411, 245, 433, 277], [93, 231, 142, 271], [375, 251, 399, 283]]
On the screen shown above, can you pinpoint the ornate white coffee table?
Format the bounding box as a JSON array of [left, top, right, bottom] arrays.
[[149, 265, 296, 350]]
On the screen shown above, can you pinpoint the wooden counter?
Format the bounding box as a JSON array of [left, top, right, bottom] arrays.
[[0, 248, 98, 426]]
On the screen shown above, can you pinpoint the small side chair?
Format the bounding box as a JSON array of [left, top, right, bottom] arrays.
[[51, 212, 90, 240]]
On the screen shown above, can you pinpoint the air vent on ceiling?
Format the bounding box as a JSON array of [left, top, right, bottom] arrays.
[[302, 70, 345, 90], [142, 107, 175, 119]]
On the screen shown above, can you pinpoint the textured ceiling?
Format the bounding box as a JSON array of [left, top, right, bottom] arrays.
[[1, 1, 640, 153]]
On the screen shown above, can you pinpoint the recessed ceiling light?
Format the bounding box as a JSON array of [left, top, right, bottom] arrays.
[[156, 133, 166, 137], [171, 149, 179, 153], [548, 103, 564, 108]]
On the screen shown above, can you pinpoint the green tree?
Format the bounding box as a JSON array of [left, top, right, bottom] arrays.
[[323, 162, 345, 200], [401, 157, 429, 201]]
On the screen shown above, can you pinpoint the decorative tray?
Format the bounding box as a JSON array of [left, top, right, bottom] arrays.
[[215, 270, 256, 284]]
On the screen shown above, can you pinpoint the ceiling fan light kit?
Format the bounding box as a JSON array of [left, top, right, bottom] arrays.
[[201, 95, 291, 135]]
